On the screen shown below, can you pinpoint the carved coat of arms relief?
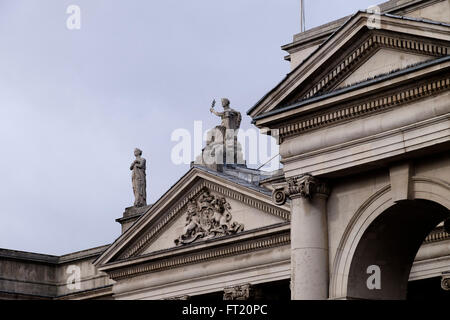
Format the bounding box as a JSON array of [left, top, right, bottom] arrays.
[[174, 189, 244, 246]]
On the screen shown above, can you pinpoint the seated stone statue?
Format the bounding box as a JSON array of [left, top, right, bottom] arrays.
[[209, 98, 242, 134], [195, 98, 245, 170]]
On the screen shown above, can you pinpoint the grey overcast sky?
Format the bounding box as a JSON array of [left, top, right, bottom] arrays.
[[0, 0, 378, 255]]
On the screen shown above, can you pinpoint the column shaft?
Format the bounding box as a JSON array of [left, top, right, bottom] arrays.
[[290, 194, 329, 300]]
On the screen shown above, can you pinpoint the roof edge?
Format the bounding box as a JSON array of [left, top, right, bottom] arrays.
[[252, 55, 450, 123]]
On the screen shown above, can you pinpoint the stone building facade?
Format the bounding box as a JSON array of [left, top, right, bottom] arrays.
[[1, 0, 449, 300]]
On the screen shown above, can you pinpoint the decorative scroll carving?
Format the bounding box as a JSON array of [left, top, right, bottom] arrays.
[[272, 187, 287, 206], [271, 174, 330, 205], [174, 189, 244, 246], [442, 272, 450, 291], [223, 284, 252, 300]]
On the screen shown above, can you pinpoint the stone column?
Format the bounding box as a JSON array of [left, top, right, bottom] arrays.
[[273, 175, 330, 300]]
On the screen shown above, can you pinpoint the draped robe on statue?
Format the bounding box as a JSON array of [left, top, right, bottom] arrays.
[[130, 157, 147, 207]]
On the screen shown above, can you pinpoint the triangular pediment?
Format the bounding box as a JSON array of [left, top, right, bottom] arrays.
[[284, 33, 447, 105], [141, 187, 284, 254], [248, 11, 450, 119], [334, 48, 434, 89], [94, 166, 289, 268]]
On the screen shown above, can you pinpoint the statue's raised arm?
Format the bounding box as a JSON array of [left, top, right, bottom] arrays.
[[210, 99, 224, 118], [210, 98, 241, 131], [197, 97, 245, 169]]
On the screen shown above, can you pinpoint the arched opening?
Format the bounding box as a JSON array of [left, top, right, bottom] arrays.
[[346, 199, 449, 300]]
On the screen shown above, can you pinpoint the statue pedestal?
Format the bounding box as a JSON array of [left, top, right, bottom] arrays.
[[194, 138, 246, 172], [116, 205, 152, 234]]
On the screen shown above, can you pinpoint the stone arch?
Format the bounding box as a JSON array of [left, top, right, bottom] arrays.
[[330, 176, 450, 300]]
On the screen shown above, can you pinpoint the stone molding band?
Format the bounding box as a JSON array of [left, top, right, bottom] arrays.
[[164, 295, 190, 300], [278, 76, 450, 142], [165, 284, 253, 300], [109, 232, 290, 281]]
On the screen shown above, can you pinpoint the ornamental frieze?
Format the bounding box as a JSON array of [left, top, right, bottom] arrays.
[[174, 189, 244, 246]]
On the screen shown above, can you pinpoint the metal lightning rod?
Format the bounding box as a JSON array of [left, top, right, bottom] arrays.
[[300, 0, 306, 32]]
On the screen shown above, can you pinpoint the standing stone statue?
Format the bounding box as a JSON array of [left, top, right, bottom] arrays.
[[130, 148, 147, 207]]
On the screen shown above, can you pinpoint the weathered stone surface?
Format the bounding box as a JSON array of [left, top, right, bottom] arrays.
[[210, 98, 242, 131], [0, 246, 114, 300], [174, 189, 244, 246], [117, 205, 153, 234], [223, 284, 253, 300], [3, 0, 450, 302], [195, 98, 245, 171], [130, 148, 147, 207], [123, 205, 152, 218]]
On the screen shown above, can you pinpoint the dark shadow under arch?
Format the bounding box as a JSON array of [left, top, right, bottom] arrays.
[[347, 199, 449, 300]]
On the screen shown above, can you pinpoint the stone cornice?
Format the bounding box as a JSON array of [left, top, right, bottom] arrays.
[[424, 226, 450, 244], [115, 212, 143, 224], [277, 75, 450, 142], [101, 223, 290, 269], [101, 220, 448, 282], [0, 245, 108, 265], [164, 295, 190, 300], [55, 285, 113, 300], [286, 1, 447, 51], [253, 55, 450, 128], [0, 290, 53, 300], [107, 231, 290, 281]]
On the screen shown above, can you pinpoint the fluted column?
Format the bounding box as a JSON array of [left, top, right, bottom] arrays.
[[272, 174, 330, 300]]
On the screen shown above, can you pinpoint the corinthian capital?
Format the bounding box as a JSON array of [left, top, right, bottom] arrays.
[[271, 174, 330, 205], [223, 284, 252, 300]]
